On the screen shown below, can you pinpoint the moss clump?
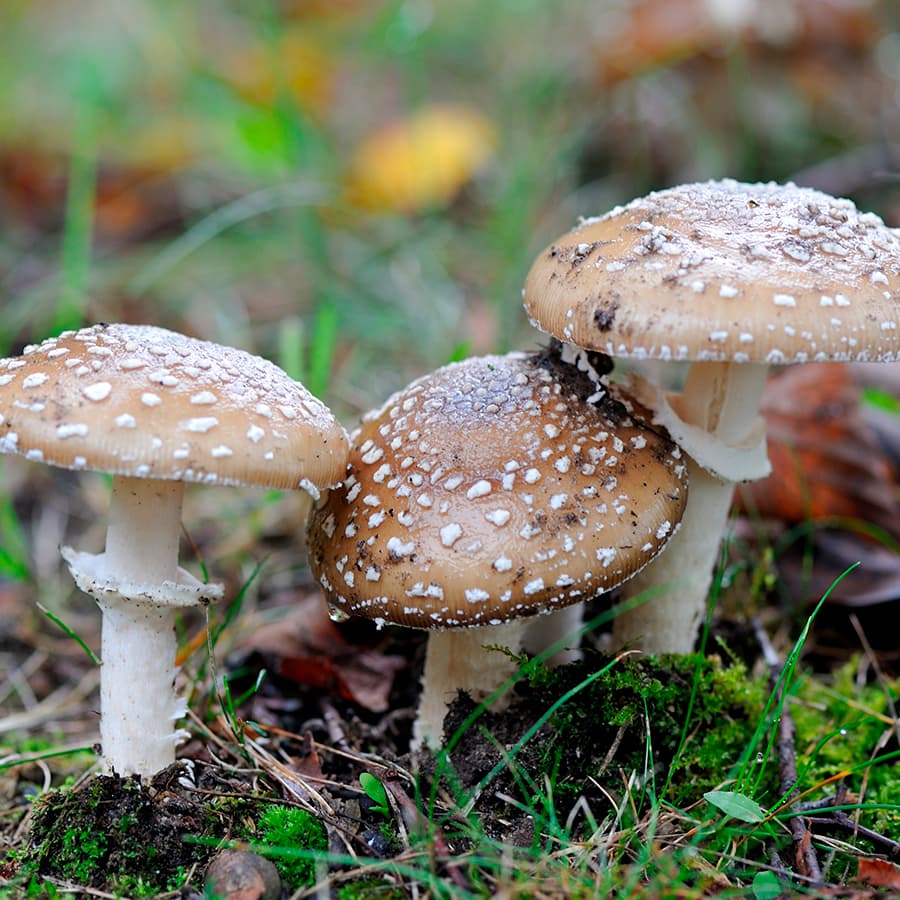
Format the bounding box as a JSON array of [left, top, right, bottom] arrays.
[[23, 766, 267, 894], [527, 651, 771, 808], [253, 804, 328, 889], [439, 651, 771, 845]]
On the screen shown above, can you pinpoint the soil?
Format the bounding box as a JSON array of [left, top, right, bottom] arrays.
[[12, 625, 768, 896]]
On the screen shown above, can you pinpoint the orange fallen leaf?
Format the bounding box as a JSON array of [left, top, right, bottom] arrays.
[[857, 857, 900, 889], [345, 104, 497, 213], [223, 29, 335, 115], [736, 363, 899, 538]]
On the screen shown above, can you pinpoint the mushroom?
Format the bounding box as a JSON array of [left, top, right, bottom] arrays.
[[0, 323, 348, 777], [523, 179, 900, 653], [306, 349, 687, 745]]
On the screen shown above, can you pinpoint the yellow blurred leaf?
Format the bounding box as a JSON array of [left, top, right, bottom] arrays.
[[346, 104, 497, 213], [226, 29, 334, 114]]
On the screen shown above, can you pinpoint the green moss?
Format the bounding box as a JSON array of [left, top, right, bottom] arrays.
[[528, 651, 771, 809], [792, 659, 900, 839], [254, 804, 328, 889], [22, 771, 267, 894]]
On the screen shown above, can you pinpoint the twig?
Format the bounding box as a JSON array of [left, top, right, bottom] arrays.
[[594, 724, 627, 782], [752, 617, 823, 885], [805, 811, 900, 858]]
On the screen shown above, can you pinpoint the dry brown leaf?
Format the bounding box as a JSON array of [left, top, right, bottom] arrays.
[[736, 363, 899, 538], [241, 592, 408, 713], [857, 856, 900, 889], [0, 146, 184, 246], [592, 0, 878, 88]]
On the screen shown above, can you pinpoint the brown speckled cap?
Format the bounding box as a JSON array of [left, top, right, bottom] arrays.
[[0, 323, 348, 493], [524, 179, 900, 365], [306, 351, 687, 629]]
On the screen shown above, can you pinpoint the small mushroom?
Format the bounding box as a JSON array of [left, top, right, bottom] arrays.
[[523, 179, 900, 653], [306, 350, 687, 745], [0, 323, 348, 777]]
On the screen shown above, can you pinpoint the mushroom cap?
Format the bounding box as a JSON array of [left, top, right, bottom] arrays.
[[524, 179, 900, 365], [0, 323, 348, 491], [307, 351, 687, 629]]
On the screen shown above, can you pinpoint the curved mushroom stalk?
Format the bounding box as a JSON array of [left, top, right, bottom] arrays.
[[415, 621, 525, 748], [613, 362, 770, 653], [63, 475, 222, 777]]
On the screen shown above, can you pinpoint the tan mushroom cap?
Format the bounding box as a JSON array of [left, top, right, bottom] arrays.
[[307, 351, 687, 629], [524, 179, 900, 365], [0, 323, 348, 492]]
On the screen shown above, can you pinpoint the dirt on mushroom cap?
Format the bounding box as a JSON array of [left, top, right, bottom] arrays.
[[307, 351, 688, 629], [524, 179, 900, 365], [0, 323, 348, 491]]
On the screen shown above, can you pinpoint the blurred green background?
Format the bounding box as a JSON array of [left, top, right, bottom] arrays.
[[1, 0, 899, 420]]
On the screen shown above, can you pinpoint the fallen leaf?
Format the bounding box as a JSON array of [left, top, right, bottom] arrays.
[[857, 857, 900, 889], [222, 28, 335, 114], [241, 591, 408, 713], [345, 104, 497, 213], [592, 0, 878, 87], [0, 146, 185, 247], [797, 530, 900, 607], [736, 364, 899, 539]]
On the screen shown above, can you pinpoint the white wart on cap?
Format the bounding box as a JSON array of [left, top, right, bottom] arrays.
[[307, 350, 687, 630], [524, 178, 900, 366]]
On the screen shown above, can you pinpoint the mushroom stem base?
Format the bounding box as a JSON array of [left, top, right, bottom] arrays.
[[97, 597, 187, 777], [414, 622, 525, 749], [611, 457, 734, 654]]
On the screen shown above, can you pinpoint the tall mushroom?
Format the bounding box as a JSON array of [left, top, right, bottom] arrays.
[[0, 323, 348, 777], [306, 349, 687, 745], [523, 179, 900, 653]]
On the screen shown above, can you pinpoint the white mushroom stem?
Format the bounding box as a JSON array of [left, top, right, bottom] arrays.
[[415, 621, 526, 749], [523, 605, 584, 666], [103, 476, 183, 583], [62, 476, 221, 777], [613, 361, 770, 654]]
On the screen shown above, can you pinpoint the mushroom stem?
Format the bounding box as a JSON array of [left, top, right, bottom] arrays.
[[523, 606, 583, 666], [62, 476, 220, 776], [104, 476, 184, 582], [613, 361, 769, 654], [414, 622, 526, 748], [611, 456, 733, 653], [96, 477, 187, 776], [97, 597, 185, 776]]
